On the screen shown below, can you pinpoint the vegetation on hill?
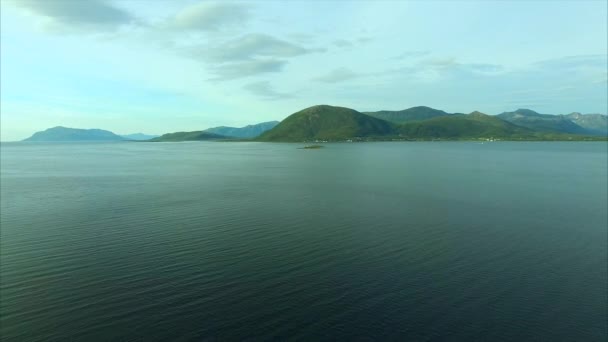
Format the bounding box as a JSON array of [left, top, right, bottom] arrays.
[[258, 105, 396, 142], [364, 106, 450, 123], [149, 131, 228, 142], [23, 126, 125, 142], [398, 111, 533, 139], [258, 106, 606, 142]]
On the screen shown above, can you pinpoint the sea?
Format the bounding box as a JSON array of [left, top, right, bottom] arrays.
[[1, 141, 606, 341]]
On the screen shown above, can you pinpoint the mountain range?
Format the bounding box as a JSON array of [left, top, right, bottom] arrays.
[[203, 121, 279, 138], [396, 111, 533, 139], [148, 122, 280, 142], [565, 112, 608, 136], [497, 109, 607, 136], [364, 106, 450, 123], [149, 131, 227, 142], [21, 106, 607, 142], [258, 105, 606, 142]]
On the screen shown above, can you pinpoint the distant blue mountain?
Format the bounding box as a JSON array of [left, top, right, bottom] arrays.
[[204, 121, 279, 138], [121, 133, 160, 140], [23, 126, 125, 142], [565, 112, 608, 136], [498, 109, 607, 136]]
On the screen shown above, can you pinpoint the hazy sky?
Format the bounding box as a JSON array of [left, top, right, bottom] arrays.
[[1, 0, 607, 141]]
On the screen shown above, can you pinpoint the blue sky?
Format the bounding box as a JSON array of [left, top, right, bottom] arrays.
[[1, 0, 606, 141]]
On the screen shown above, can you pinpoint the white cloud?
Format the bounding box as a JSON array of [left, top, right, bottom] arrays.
[[186, 34, 324, 80], [332, 39, 353, 48], [243, 81, 293, 99], [392, 50, 430, 59], [167, 2, 252, 31], [314, 68, 360, 83], [9, 0, 135, 30], [199, 34, 322, 62], [209, 59, 287, 80]]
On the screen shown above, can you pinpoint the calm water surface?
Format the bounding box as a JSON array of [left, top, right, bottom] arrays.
[[1, 141, 607, 341]]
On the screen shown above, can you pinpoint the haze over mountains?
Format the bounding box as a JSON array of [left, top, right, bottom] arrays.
[[21, 106, 607, 142], [204, 121, 279, 139], [23, 127, 126, 142], [497, 109, 608, 136], [565, 112, 608, 136], [149, 121, 280, 142], [121, 133, 160, 141], [21, 127, 161, 142]]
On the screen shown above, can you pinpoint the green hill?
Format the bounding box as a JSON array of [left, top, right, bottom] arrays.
[[398, 111, 534, 139], [364, 106, 450, 123], [23, 126, 125, 142], [258, 105, 396, 142], [149, 131, 229, 142]]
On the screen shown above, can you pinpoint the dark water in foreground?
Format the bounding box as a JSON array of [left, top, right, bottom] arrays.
[[1, 141, 606, 341]]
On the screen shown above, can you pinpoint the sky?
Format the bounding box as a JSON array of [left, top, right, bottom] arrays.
[[1, 0, 607, 141]]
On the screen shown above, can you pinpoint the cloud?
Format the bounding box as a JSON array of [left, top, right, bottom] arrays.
[[356, 36, 373, 44], [514, 55, 607, 85], [243, 81, 293, 99], [332, 37, 374, 49], [188, 33, 324, 80], [333, 39, 354, 48], [288, 33, 315, 43], [201, 34, 320, 62], [168, 2, 252, 31], [380, 57, 506, 83], [416, 58, 504, 75], [314, 68, 360, 83], [393, 50, 430, 59], [10, 0, 134, 30], [421, 57, 458, 68], [209, 59, 287, 80], [531, 54, 607, 70], [466, 63, 504, 73]]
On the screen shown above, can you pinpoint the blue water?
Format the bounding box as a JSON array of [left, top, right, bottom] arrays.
[[1, 141, 606, 341]]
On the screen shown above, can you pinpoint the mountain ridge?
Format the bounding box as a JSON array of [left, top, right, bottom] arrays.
[[23, 126, 125, 142], [204, 121, 279, 138], [364, 106, 450, 123], [20, 107, 607, 142], [497, 109, 606, 136], [397, 111, 534, 139], [259, 106, 605, 142], [121, 133, 160, 141], [149, 131, 229, 142]]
